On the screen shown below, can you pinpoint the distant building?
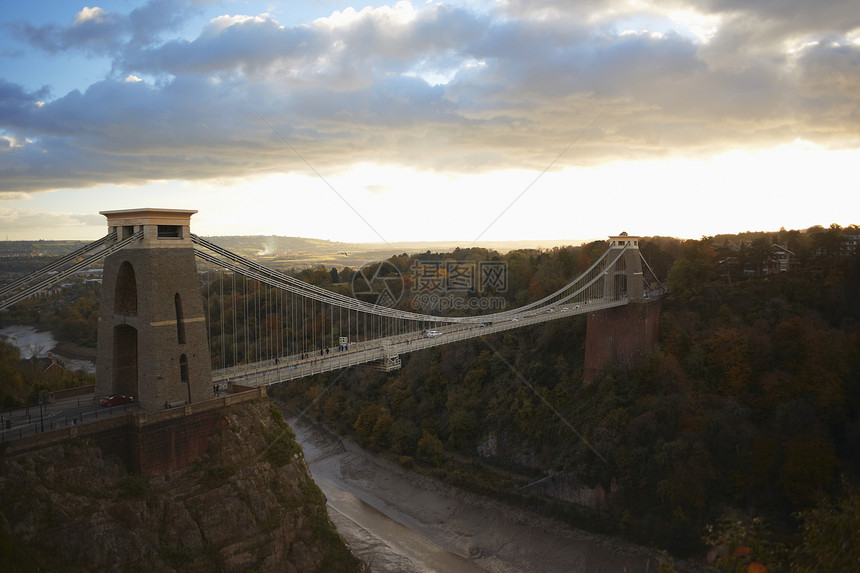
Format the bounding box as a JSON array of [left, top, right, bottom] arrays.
[[25, 353, 66, 376], [764, 244, 799, 274], [35, 287, 63, 298], [42, 354, 65, 376], [718, 255, 740, 278]]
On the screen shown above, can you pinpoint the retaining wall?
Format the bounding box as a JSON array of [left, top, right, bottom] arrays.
[[2, 387, 267, 476]]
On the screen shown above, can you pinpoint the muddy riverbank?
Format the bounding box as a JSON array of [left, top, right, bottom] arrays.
[[287, 413, 701, 573]]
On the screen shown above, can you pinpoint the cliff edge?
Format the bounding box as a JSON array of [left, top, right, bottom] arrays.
[[0, 400, 362, 573]]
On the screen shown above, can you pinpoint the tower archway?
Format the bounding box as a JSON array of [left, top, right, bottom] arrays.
[[113, 324, 139, 396], [115, 261, 137, 315]]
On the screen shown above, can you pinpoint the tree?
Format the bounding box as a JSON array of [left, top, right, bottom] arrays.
[[0, 340, 26, 407], [666, 239, 717, 306], [370, 407, 393, 448], [779, 436, 838, 507], [702, 513, 786, 571], [353, 404, 381, 446], [416, 430, 445, 466], [793, 484, 860, 572]]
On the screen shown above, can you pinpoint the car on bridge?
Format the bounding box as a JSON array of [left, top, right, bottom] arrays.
[[100, 394, 135, 407], [426, 330, 442, 337]]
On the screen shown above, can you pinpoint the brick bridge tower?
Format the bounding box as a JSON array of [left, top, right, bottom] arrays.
[[583, 235, 660, 384], [96, 208, 213, 411]]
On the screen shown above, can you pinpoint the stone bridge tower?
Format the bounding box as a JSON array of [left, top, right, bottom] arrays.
[[96, 208, 213, 411], [584, 235, 660, 384], [603, 234, 645, 300]]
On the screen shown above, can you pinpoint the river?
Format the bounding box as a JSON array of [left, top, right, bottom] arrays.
[[0, 325, 95, 373], [288, 414, 685, 573]]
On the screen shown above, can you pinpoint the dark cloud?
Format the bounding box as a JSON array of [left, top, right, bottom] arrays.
[[4, 0, 196, 56], [1, 0, 859, 194], [121, 14, 322, 76], [127, 0, 199, 46], [694, 0, 860, 36], [0, 80, 46, 126], [501, 0, 860, 36], [7, 8, 125, 56]]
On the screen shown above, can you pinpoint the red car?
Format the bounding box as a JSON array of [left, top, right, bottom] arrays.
[[100, 394, 135, 407]]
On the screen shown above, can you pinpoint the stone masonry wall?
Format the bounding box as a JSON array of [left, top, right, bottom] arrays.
[[583, 299, 661, 384]]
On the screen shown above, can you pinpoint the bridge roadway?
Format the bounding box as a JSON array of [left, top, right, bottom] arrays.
[[212, 296, 630, 387], [0, 392, 138, 443]]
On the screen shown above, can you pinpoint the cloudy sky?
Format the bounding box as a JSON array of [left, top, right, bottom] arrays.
[[1, 1, 858, 243]]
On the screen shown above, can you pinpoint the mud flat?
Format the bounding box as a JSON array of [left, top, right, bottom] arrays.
[[288, 414, 694, 573]]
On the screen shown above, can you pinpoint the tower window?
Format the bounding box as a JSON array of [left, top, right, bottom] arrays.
[[157, 225, 181, 238], [174, 293, 186, 344], [179, 354, 189, 382]]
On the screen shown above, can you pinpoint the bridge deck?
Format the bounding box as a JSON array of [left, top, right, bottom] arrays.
[[212, 297, 631, 387]]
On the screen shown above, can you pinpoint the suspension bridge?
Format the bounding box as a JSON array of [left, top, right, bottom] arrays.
[[0, 208, 664, 412]]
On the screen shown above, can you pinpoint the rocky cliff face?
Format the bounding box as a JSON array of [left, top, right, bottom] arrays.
[[0, 400, 361, 573]]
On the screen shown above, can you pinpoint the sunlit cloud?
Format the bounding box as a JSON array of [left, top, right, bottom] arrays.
[[0, 0, 856, 241], [0, 136, 21, 150], [74, 7, 107, 26], [0, 192, 32, 201]]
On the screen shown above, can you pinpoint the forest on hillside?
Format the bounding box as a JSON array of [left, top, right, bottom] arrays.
[[270, 225, 860, 571], [2, 224, 859, 569]]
